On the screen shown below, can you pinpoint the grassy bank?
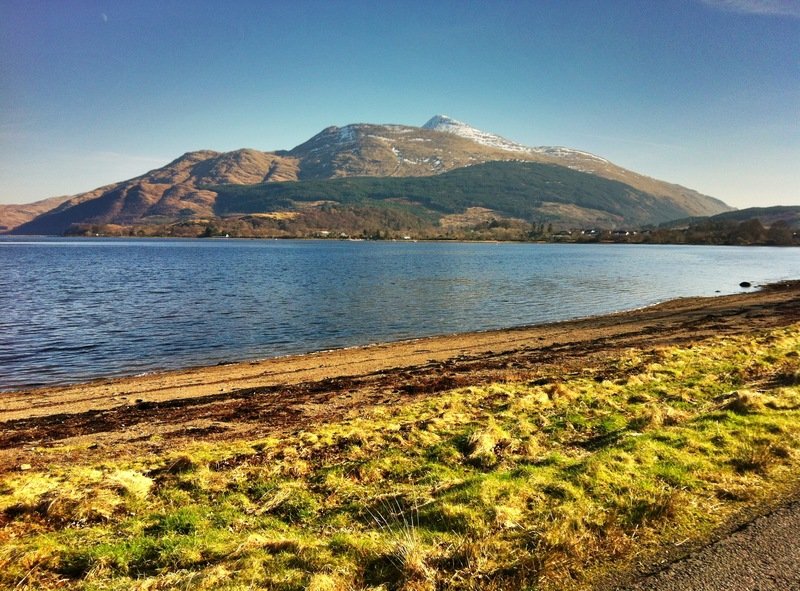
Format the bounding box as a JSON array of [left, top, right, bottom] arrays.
[[2, 326, 800, 590]]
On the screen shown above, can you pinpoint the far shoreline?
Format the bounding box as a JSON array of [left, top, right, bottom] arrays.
[[2, 232, 798, 247]]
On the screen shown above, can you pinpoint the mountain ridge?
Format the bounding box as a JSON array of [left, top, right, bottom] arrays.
[[5, 116, 732, 235]]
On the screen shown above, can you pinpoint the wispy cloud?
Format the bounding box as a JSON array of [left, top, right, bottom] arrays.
[[701, 0, 800, 18]]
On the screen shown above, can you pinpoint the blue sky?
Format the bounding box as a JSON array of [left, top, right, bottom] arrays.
[[1, 0, 797, 208]]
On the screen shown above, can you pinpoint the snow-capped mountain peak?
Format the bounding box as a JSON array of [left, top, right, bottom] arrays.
[[422, 115, 531, 153], [422, 114, 466, 131], [422, 115, 609, 163]]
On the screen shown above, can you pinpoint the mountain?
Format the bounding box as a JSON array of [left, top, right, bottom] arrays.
[[0, 195, 73, 232], [7, 116, 732, 235], [9, 150, 300, 235]]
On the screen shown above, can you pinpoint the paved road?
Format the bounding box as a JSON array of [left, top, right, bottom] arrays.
[[622, 499, 800, 591]]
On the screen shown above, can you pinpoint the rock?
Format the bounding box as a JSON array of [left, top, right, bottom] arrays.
[[19, 464, 32, 471], [740, 281, 752, 288]]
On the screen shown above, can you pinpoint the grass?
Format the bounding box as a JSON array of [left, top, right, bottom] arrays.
[[1, 325, 800, 590]]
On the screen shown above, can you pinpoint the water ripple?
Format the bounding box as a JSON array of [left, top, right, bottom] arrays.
[[0, 238, 797, 391]]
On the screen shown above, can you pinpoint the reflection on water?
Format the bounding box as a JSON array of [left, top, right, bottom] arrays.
[[0, 237, 797, 390]]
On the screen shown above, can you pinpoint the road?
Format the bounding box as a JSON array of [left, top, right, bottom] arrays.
[[621, 498, 800, 591]]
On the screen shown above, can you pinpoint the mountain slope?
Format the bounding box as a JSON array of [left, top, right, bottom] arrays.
[[214, 161, 693, 228], [286, 121, 537, 179], [420, 115, 729, 217], [11, 150, 299, 235], [8, 116, 732, 235]]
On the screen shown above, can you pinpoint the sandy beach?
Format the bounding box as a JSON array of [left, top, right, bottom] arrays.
[[2, 280, 799, 474]]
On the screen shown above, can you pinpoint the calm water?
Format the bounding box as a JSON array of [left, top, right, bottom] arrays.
[[0, 237, 797, 391]]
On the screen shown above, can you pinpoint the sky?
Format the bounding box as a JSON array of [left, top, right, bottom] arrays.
[[0, 0, 798, 209]]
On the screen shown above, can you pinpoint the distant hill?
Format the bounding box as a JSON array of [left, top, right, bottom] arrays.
[[661, 206, 800, 230], [638, 205, 800, 246], [0, 195, 73, 232], [7, 115, 732, 235]]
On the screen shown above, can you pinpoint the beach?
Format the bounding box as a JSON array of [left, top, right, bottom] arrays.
[[3, 280, 799, 472]]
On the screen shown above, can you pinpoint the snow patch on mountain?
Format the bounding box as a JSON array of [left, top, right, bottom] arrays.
[[422, 115, 532, 153], [337, 125, 357, 144], [535, 146, 608, 163], [422, 115, 608, 163]]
